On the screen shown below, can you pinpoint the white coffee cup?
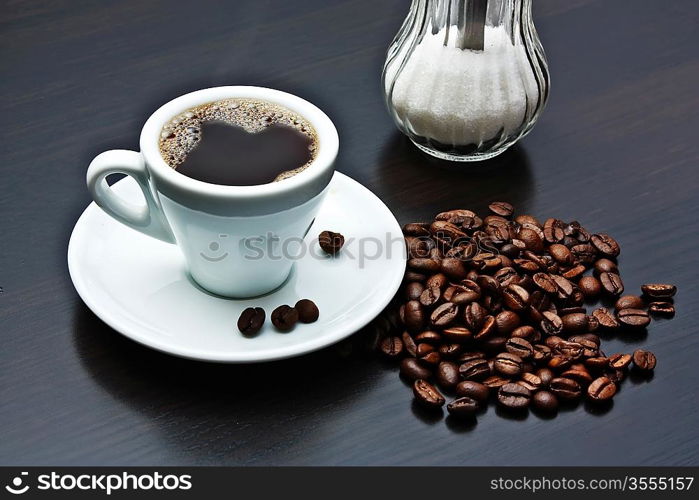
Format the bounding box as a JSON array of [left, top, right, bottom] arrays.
[[86, 86, 338, 297]]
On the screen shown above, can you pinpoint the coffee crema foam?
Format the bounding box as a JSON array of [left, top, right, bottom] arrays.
[[158, 98, 318, 182]]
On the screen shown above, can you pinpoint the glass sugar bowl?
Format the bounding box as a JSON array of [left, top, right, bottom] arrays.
[[382, 0, 550, 161]]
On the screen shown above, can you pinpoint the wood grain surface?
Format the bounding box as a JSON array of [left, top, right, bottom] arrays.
[[1, 0, 698, 465]]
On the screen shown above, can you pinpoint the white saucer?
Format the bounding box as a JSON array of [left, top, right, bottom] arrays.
[[68, 172, 405, 363]]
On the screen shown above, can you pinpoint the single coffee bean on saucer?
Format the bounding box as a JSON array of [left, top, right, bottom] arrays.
[[271, 304, 299, 331], [318, 230, 345, 255], [237, 307, 266, 335], [632, 349, 657, 371], [413, 380, 445, 409], [295, 299, 319, 323]]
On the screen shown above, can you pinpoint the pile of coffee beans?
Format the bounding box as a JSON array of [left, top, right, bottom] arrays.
[[380, 202, 676, 419], [237, 299, 319, 335]]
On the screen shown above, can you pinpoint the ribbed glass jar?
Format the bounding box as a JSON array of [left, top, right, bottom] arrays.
[[382, 0, 550, 161]]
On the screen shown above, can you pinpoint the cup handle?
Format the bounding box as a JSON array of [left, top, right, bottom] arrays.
[[86, 150, 175, 243]]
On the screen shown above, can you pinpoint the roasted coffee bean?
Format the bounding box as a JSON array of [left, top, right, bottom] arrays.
[[455, 381, 490, 402], [404, 271, 427, 283], [237, 307, 266, 335], [483, 375, 510, 389], [295, 299, 319, 323], [585, 357, 609, 372], [415, 331, 442, 345], [600, 272, 624, 296], [515, 214, 541, 227], [550, 377, 582, 400], [442, 326, 473, 343], [413, 380, 445, 409], [318, 230, 345, 255], [404, 300, 426, 332], [500, 243, 521, 259], [648, 301, 675, 317], [515, 258, 541, 274], [419, 286, 442, 307], [561, 368, 593, 387], [488, 201, 514, 217], [440, 258, 468, 280], [503, 284, 529, 311], [617, 308, 651, 328], [474, 315, 497, 340], [558, 306, 586, 316], [587, 376, 616, 401], [461, 214, 483, 231], [532, 273, 557, 294], [494, 267, 520, 288], [416, 342, 436, 356], [519, 228, 545, 253], [632, 349, 657, 371], [543, 218, 565, 243], [431, 302, 459, 327], [536, 368, 554, 387], [435, 209, 476, 222], [459, 359, 491, 381], [511, 325, 536, 340], [450, 279, 482, 304], [587, 314, 600, 332], [541, 311, 563, 335], [447, 397, 480, 418], [436, 361, 460, 389], [476, 275, 501, 295], [562, 264, 586, 280], [532, 390, 558, 412], [402, 222, 430, 236], [426, 273, 448, 290], [480, 336, 507, 354], [408, 258, 441, 273], [561, 313, 589, 334], [641, 283, 677, 299], [430, 220, 467, 242], [557, 342, 584, 361], [463, 302, 487, 331], [439, 343, 462, 359], [505, 337, 534, 359], [271, 305, 299, 331], [533, 344, 553, 363], [549, 244, 574, 265], [495, 310, 521, 334], [404, 282, 425, 301], [519, 372, 543, 391], [568, 335, 599, 357], [592, 307, 619, 329], [614, 295, 645, 311], [591, 233, 620, 257], [494, 352, 524, 377], [608, 353, 632, 370], [402, 332, 417, 357], [571, 244, 597, 265], [594, 258, 618, 275], [497, 383, 531, 410], [400, 358, 432, 381], [379, 336, 403, 358], [578, 276, 602, 299], [458, 351, 485, 363]]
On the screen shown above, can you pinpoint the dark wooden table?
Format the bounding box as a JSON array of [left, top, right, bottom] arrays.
[[2, 0, 698, 465]]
